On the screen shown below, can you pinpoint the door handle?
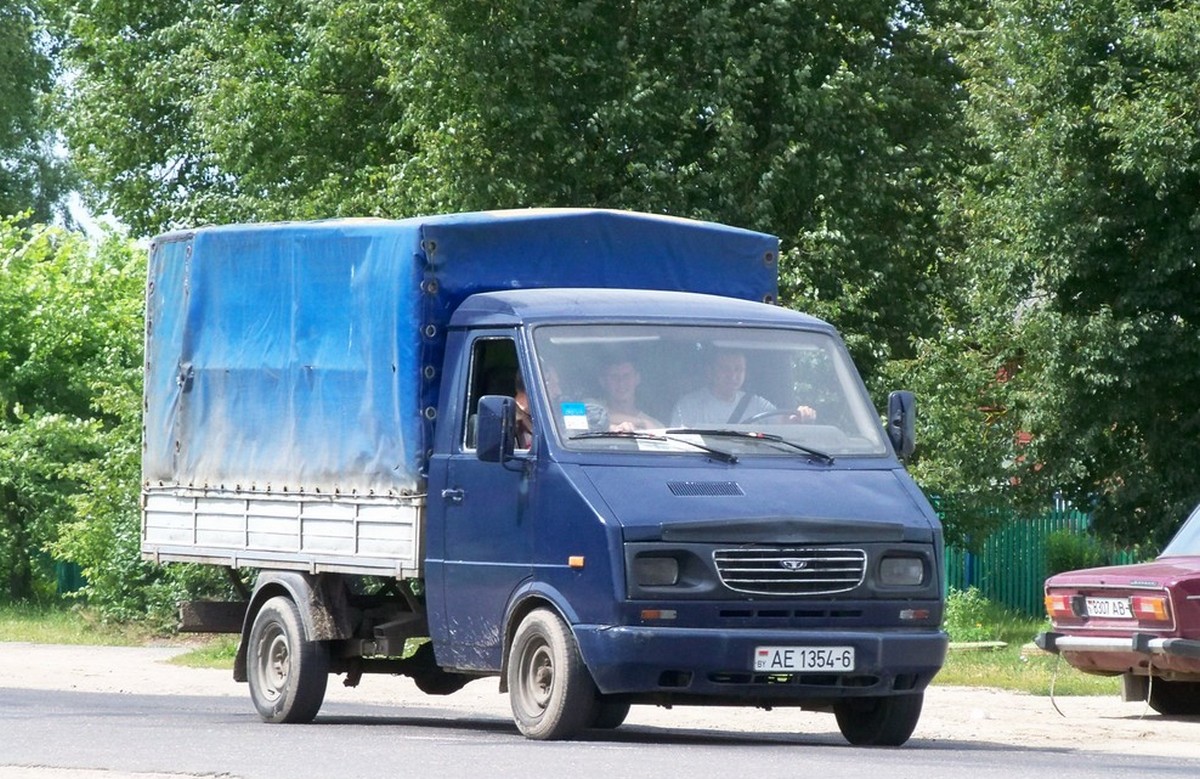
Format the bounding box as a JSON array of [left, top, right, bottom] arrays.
[[441, 487, 465, 504]]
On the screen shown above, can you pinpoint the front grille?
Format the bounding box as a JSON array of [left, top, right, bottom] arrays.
[[713, 547, 866, 595]]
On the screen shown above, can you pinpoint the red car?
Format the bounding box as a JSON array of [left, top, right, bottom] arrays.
[[1037, 505, 1200, 715]]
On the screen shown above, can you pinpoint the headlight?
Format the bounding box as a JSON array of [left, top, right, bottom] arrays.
[[633, 556, 680, 587], [879, 555, 926, 586]]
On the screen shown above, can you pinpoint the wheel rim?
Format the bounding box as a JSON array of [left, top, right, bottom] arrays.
[[256, 623, 290, 703], [516, 636, 554, 716]]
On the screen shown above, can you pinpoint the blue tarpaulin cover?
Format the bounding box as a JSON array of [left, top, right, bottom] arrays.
[[142, 209, 779, 495]]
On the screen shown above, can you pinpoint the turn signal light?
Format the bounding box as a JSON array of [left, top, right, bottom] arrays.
[[1131, 595, 1170, 623], [1045, 594, 1074, 619]]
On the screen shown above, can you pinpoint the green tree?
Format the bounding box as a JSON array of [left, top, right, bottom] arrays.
[[0, 219, 141, 600], [384, 0, 969, 381], [0, 218, 232, 618], [52, 0, 404, 236], [52, 0, 967, 382], [0, 0, 69, 220], [908, 0, 1200, 546]]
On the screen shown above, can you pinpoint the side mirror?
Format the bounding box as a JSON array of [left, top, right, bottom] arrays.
[[887, 390, 916, 460], [476, 395, 516, 463]]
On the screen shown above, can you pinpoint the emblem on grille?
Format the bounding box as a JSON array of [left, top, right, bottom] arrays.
[[779, 559, 809, 571]]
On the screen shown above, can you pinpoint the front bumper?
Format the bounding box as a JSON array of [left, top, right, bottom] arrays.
[[574, 624, 947, 703]]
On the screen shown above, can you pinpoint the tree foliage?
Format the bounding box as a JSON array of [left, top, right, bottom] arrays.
[[0, 218, 229, 618], [52, 0, 966, 382], [0, 0, 69, 220], [389, 0, 969, 381], [52, 0, 406, 234], [908, 0, 1200, 545], [0, 219, 139, 600]]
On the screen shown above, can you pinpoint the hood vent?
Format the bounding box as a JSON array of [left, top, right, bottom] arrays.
[[668, 480, 744, 497]]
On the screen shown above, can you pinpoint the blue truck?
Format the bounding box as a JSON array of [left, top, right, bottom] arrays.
[[142, 209, 947, 745]]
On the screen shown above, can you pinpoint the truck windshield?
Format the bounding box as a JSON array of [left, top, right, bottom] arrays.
[[530, 324, 889, 458]]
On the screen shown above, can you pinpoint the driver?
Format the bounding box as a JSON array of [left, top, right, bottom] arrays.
[[669, 350, 815, 427], [597, 357, 662, 431]]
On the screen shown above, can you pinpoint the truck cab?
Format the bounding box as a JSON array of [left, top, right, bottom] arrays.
[[425, 288, 945, 743]]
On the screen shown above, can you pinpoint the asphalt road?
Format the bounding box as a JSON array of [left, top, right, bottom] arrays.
[[4, 686, 1200, 779], [3, 643, 1200, 778]]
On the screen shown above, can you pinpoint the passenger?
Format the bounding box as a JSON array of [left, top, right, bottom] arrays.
[[670, 350, 815, 427], [543, 364, 563, 408], [517, 363, 604, 443], [514, 372, 534, 449], [597, 358, 662, 431], [534, 364, 574, 432]]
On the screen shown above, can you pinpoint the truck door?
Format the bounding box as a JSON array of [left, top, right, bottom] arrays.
[[426, 334, 534, 671]]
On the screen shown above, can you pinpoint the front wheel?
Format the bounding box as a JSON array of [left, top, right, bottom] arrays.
[[246, 596, 330, 724], [507, 609, 598, 740], [833, 692, 924, 746]]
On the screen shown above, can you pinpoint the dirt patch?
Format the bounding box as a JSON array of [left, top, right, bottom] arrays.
[[1, 641, 1196, 757]]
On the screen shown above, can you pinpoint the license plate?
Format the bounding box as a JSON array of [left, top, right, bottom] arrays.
[[1085, 597, 1132, 618], [754, 646, 855, 672]]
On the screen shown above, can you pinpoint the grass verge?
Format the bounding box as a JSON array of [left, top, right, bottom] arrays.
[[169, 635, 238, 668], [937, 588, 1121, 696], [937, 642, 1121, 696], [0, 602, 154, 646], [1, 602, 238, 668]]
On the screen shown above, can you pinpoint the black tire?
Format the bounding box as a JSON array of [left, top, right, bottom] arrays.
[[590, 697, 631, 730], [1148, 679, 1200, 716], [246, 596, 330, 724], [507, 609, 598, 740], [833, 692, 924, 747]]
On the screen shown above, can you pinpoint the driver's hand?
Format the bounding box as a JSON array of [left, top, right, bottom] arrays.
[[791, 405, 817, 423]]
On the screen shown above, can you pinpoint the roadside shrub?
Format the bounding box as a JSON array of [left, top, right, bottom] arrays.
[[943, 586, 997, 642], [0, 222, 141, 604], [1045, 529, 1107, 577], [0, 221, 233, 628]]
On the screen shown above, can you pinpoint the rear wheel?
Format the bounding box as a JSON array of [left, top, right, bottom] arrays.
[[1148, 679, 1200, 716], [507, 609, 598, 740], [833, 692, 924, 746], [247, 596, 330, 723]]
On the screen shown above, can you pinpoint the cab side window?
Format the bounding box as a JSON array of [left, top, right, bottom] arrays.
[[462, 337, 520, 450]]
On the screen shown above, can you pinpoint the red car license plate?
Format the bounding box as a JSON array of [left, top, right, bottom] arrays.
[[1085, 597, 1132, 618]]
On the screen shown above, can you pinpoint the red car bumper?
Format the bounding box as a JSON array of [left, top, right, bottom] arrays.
[[1037, 631, 1200, 676]]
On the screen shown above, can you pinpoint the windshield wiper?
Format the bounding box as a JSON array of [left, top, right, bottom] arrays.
[[665, 428, 835, 465], [569, 430, 738, 464]]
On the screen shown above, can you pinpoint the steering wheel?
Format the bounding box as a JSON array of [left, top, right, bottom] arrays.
[[743, 409, 797, 423]]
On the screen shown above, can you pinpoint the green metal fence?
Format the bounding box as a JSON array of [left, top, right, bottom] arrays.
[[943, 506, 1143, 617]]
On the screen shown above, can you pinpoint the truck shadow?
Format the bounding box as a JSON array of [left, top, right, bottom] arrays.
[[311, 708, 1078, 753]]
